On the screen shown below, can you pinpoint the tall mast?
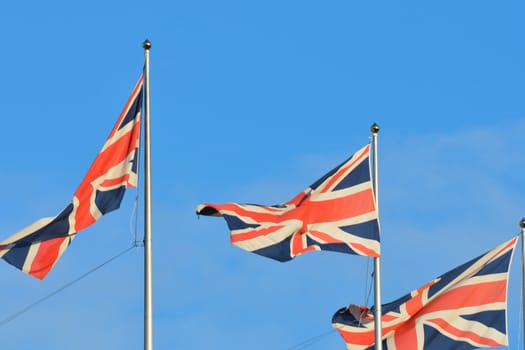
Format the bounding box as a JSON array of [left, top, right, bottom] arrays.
[[370, 123, 382, 350], [520, 218, 525, 349], [142, 39, 154, 350]]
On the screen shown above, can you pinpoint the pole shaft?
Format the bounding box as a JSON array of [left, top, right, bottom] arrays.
[[371, 126, 383, 350], [143, 39, 153, 350], [520, 219, 525, 349]]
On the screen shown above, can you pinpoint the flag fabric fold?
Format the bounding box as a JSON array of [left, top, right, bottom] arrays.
[[332, 236, 518, 350], [0, 76, 144, 279], [196, 144, 380, 261]]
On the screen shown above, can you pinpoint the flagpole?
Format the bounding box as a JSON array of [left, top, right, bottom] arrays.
[[520, 218, 525, 349], [370, 123, 383, 350], [142, 39, 154, 350]]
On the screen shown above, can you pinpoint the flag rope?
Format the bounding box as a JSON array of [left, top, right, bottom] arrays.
[[364, 257, 373, 307], [0, 244, 137, 328], [285, 329, 337, 350], [130, 187, 143, 247]]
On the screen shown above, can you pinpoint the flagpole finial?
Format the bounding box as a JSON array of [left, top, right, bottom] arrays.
[[520, 218, 525, 229], [370, 123, 380, 134], [142, 39, 152, 50]]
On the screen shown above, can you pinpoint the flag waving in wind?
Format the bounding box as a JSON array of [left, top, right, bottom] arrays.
[[196, 144, 380, 261], [0, 76, 143, 279], [332, 236, 518, 350]]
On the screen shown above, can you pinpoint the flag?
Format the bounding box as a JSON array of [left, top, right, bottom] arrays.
[[196, 144, 380, 261], [0, 76, 143, 279], [332, 236, 518, 350]]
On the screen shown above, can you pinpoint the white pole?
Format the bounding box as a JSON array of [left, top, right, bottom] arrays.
[[142, 39, 154, 350], [520, 218, 525, 349], [371, 123, 382, 350]]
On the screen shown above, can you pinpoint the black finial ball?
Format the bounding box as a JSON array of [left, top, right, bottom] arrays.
[[520, 218, 525, 229], [370, 123, 380, 134], [142, 39, 152, 50]]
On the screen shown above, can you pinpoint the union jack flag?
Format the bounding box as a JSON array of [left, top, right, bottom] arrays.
[[196, 144, 380, 261], [332, 236, 518, 350], [0, 75, 143, 279]]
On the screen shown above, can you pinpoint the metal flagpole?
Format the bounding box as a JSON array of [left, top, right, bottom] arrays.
[[520, 218, 525, 349], [142, 39, 154, 350], [370, 123, 382, 350]]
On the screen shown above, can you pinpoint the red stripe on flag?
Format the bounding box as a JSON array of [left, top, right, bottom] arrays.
[[290, 188, 376, 224], [320, 144, 369, 194], [204, 203, 284, 222], [29, 237, 68, 280], [230, 225, 286, 243], [340, 329, 375, 346], [308, 230, 344, 244], [350, 242, 379, 257], [107, 76, 143, 140], [424, 280, 507, 314], [291, 232, 317, 256], [427, 318, 504, 347], [73, 123, 139, 231], [100, 174, 131, 187]]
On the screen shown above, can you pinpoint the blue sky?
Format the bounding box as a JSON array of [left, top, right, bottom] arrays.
[[1, 1, 524, 349]]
